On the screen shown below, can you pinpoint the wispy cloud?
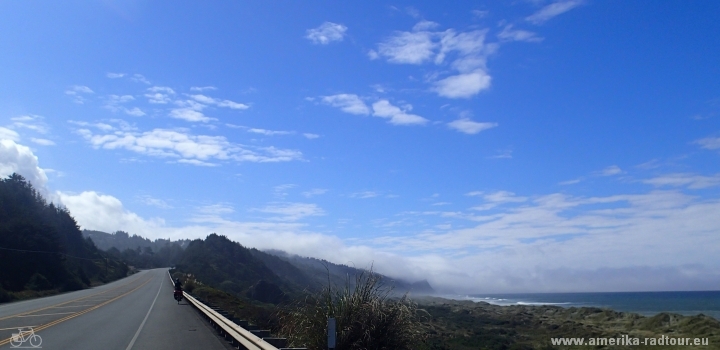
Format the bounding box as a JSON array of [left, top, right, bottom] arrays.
[[106, 72, 125, 79], [371, 100, 428, 125], [145, 86, 176, 104], [0, 127, 20, 141], [139, 195, 173, 209], [190, 86, 217, 92], [303, 133, 320, 139], [305, 22, 348, 45], [695, 137, 720, 150], [131, 74, 151, 85], [321, 94, 370, 115], [598, 165, 623, 176], [497, 24, 543, 42], [30, 138, 55, 146], [526, 0, 584, 25], [643, 173, 720, 189], [302, 188, 328, 198], [190, 94, 249, 110], [75, 127, 303, 164], [255, 202, 326, 221], [247, 128, 293, 136], [103, 95, 145, 116], [65, 85, 94, 104], [350, 191, 381, 199], [559, 178, 583, 185], [10, 115, 50, 134], [447, 118, 497, 134]]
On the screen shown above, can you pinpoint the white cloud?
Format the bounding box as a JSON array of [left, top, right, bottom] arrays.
[[489, 149, 513, 159], [144, 87, 175, 104], [321, 94, 370, 115], [247, 128, 293, 136], [145, 93, 172, 104], [371, 100, 428, 125], [526, 0, 583, 25], [350, 191, 380, 199], [176, 159, 218, 167], [559, 178, 582, 185], [484, 191, 528, 203], [434, 70, 492, 98], [465, 191, 484, 197], [412, 20, 439, 31], [65, 85, 94, 104], [58, 191, 166, 234], [68, 120, 114, 131], [30, 138, 55, 146], [76, 127, 302, 164], [303, 133, 320, 139], [695, 137, 720, 150], [305, 22, 348, 45], [106, 72, 125, 78], [170, 108, 215, 123], [190, 86, 217, 92], [377, 30, 436, 64], [472, 10, 489, 18], [131, 74, 151, 84], [599, 165, 623, 176], [0, 139, 48, 189], [255, 202, 326, 221], [302, 188, 328, 198], [497, 25, 543, 42], [124, 107, 146, 117], [0, 127, 20, 141], [643, 173, 720, 189], [139, 195, 173, 209], [10, 115, 49, 134], [447, 118, 497, 134], [373, 23, 501, 99], [189, 95, 249, 110], [148, 86, 175, 94]]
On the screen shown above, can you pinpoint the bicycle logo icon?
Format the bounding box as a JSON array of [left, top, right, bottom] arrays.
[[10, 327, 42, 348]]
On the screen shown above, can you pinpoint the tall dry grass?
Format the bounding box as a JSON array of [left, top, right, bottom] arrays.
[[280, 268, 425, 350]]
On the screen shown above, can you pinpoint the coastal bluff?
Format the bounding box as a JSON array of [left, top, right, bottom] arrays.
[[414, 296, 720, 349]]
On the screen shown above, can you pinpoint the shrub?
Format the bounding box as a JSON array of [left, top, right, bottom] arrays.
[[25, 273, 53, 291], [280, 268, 424, 350]]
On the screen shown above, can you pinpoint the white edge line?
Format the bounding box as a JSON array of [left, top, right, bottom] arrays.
[[125, 273, 163, 350]]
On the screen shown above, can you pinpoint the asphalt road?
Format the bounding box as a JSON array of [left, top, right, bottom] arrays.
[[0, 268, 234, 350]]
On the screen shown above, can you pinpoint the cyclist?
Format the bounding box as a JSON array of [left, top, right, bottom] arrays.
[[174, 278, 183, 291]]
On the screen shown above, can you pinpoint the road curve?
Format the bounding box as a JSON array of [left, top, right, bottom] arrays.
[[0, 268, 233, 349]]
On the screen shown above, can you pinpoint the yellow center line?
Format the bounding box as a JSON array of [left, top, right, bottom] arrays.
[[50, 305, 96, 308], [0, 276, 145, 322], [17, 312, 76, 317], [0, 278, 152, 347]]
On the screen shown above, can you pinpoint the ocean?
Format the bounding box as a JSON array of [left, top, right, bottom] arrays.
[[450, 291, 720, 320]]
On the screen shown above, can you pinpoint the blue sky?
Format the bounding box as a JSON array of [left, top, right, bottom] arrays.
[[2, 0, 720, 293]]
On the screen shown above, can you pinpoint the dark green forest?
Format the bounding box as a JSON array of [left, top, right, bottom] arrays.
[[0, 174, 128, 302]]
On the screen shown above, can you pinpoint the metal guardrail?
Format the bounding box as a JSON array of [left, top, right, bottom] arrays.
[[167, 270, 287, 350]]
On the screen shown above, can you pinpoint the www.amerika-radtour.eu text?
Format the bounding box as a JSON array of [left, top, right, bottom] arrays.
[[551, 335, 709, 346]]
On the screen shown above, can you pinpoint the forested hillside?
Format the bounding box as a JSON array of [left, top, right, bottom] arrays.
[[82, 230, 187, 269], [0, 174, 128, 302], [83, 230, 190, 253]]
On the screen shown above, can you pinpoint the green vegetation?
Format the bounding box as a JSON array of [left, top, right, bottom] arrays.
[[280, 269, 425, 350], [413, 297, 720, 350], [0, 174, 129, 302]]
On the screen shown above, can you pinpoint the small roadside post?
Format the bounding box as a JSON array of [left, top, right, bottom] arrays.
[[328, 317, 336, 350]]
